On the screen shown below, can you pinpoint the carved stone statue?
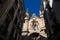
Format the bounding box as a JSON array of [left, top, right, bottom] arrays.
[[30, 14, 39, 31], [31, 19, 39, 31]]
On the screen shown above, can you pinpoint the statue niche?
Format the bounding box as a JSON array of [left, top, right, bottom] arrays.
[[31, 18, 39, 31]]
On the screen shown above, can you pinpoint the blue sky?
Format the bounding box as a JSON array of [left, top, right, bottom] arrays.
[[24, 0, 41, 17]]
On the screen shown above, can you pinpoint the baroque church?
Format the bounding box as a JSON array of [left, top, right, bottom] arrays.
[[21, 9, 48, 40], [0, 0, 60, 40]]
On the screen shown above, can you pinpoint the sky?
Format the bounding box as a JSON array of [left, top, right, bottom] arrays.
[[24, 0, 41, 17]]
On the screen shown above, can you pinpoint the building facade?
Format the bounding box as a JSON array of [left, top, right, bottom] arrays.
[[0, 0, 60, 40], [21, 9, 48, 40]]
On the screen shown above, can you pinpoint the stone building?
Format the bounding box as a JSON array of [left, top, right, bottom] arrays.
[[0, 0, 60, 40], [21, 9, 48, 40]]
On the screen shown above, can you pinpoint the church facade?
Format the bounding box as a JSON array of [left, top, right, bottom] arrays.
[[21, 9, 48, 40]]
